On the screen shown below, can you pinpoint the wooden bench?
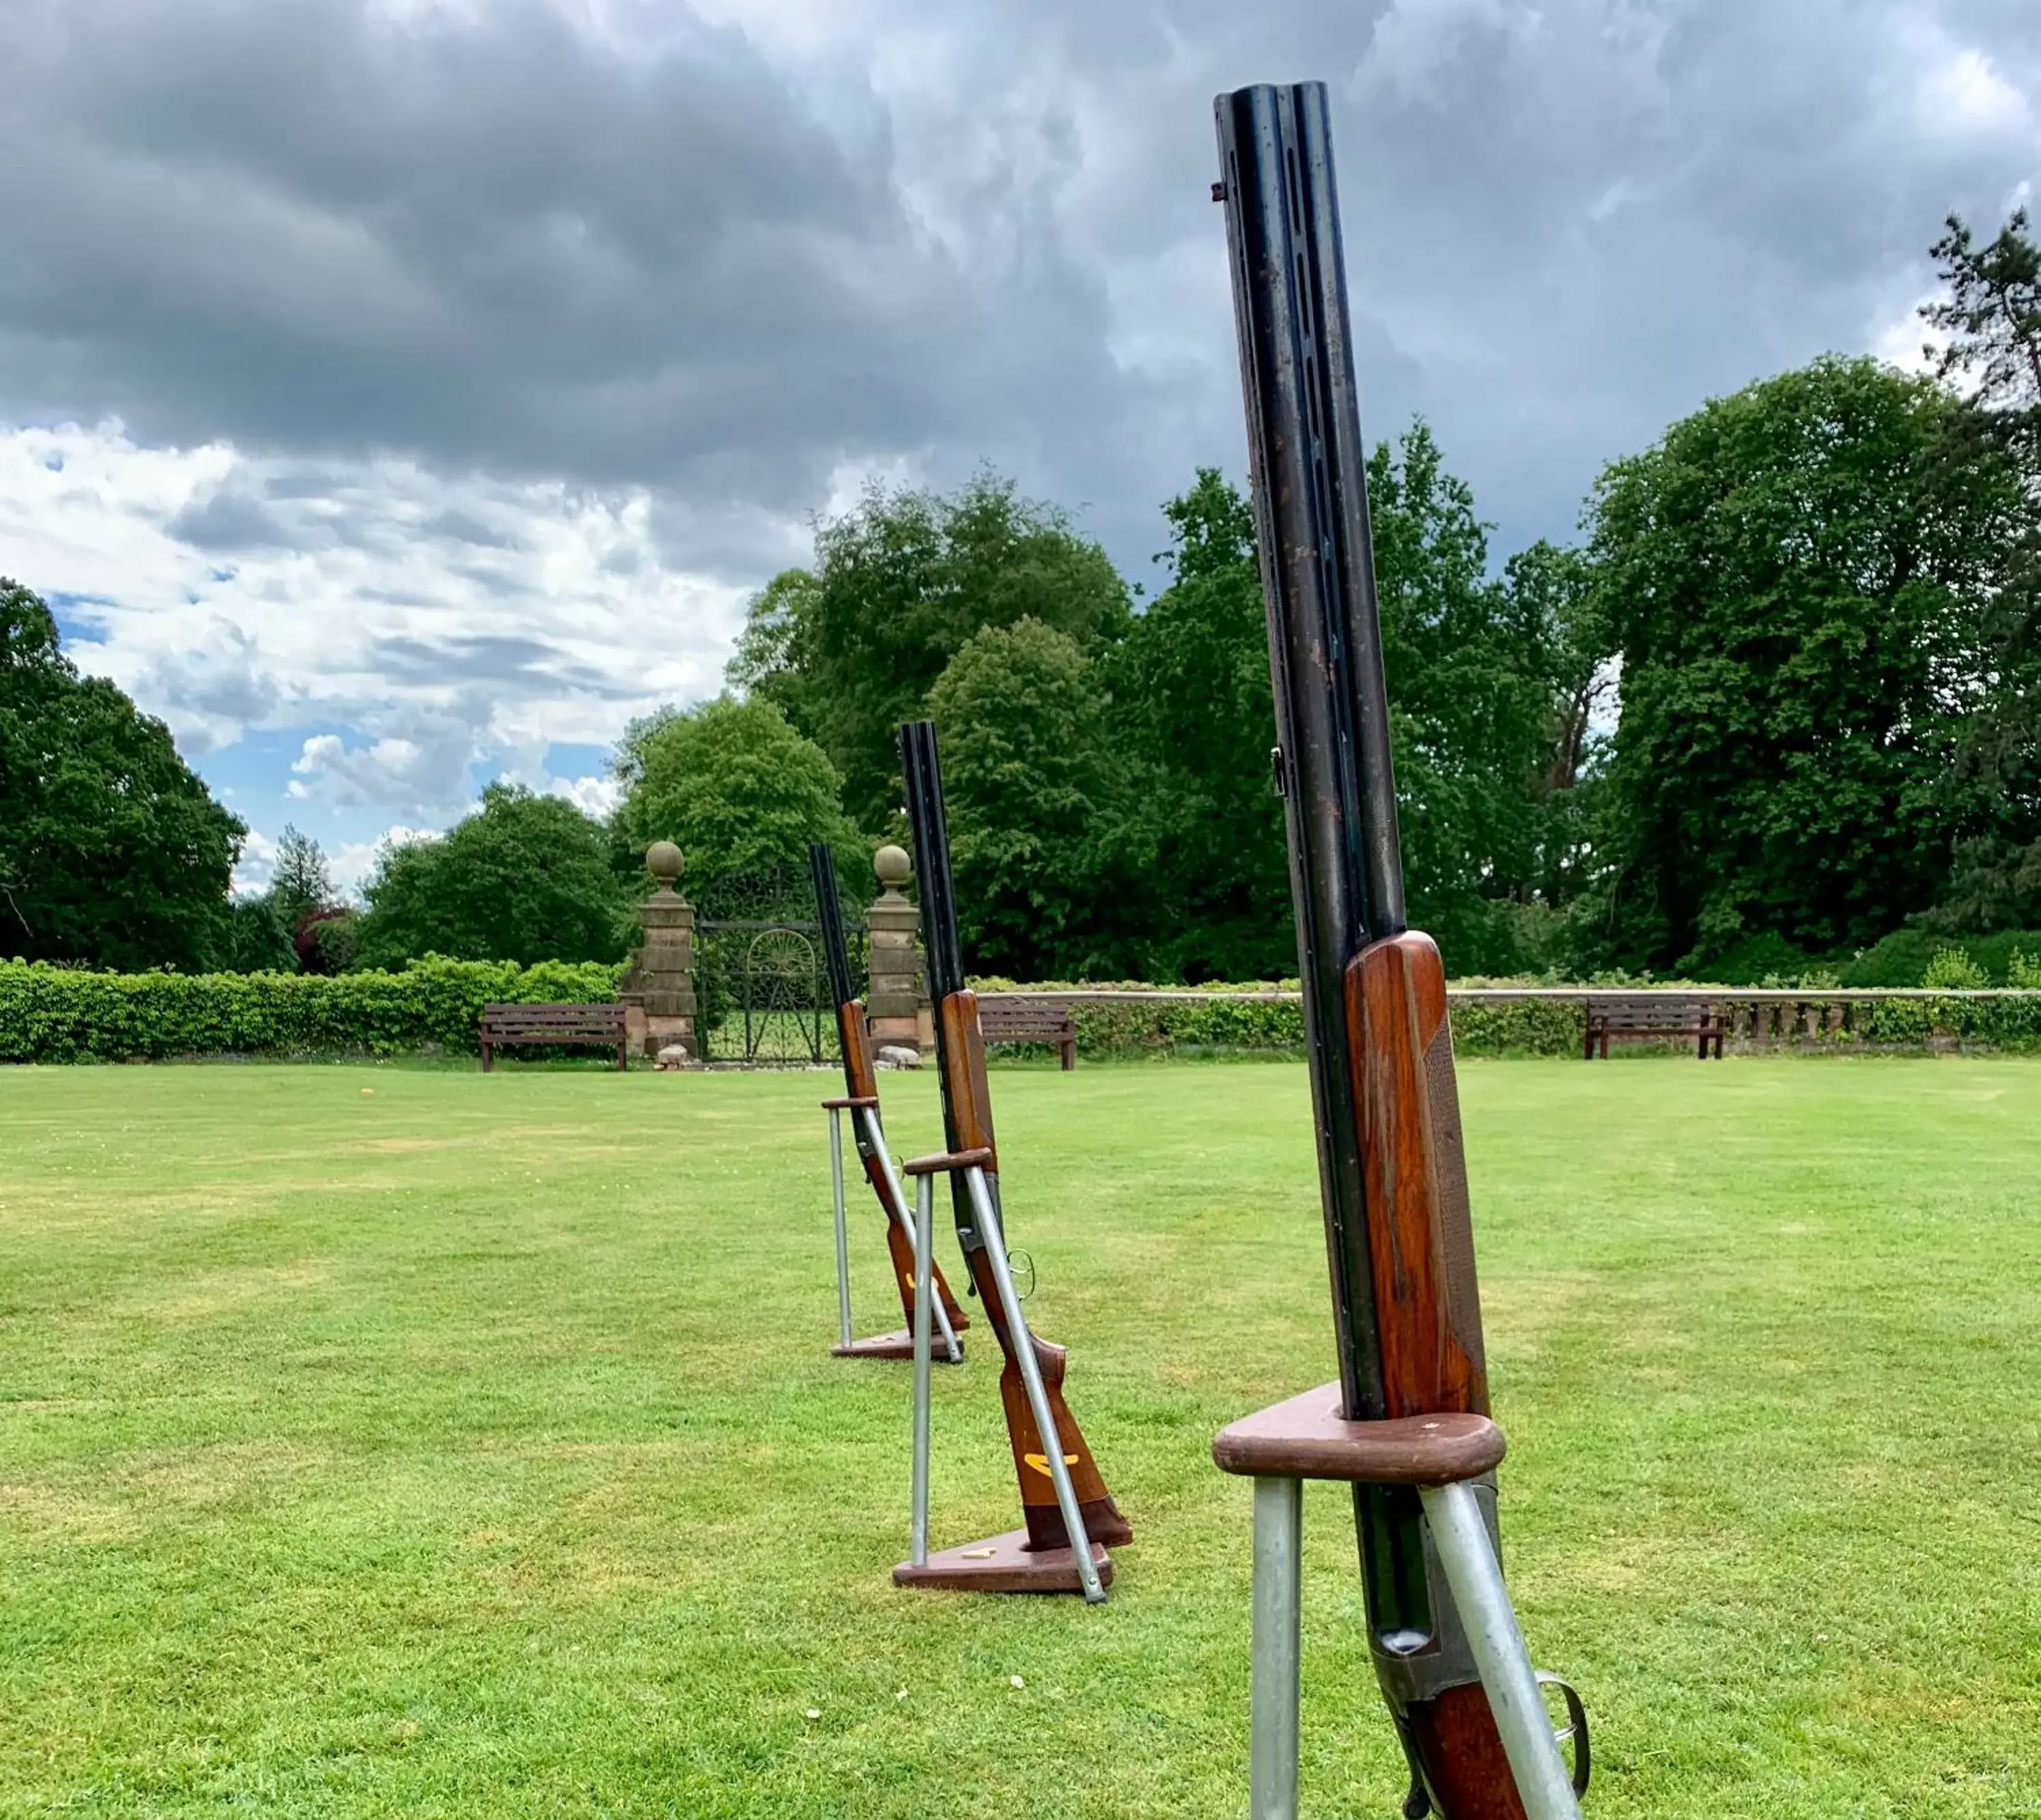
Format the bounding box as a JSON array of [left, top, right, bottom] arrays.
[[1583, 995, 1724, 1060], [479, 1003, 629, 1072], [976, 997, 1078, 1070]]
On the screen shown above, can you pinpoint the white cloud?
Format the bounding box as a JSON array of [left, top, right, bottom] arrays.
[[330, 825, 438, 900], [549, 771, 623, 818], [0, 420, 759, 814], [231, 827, 279, 897]]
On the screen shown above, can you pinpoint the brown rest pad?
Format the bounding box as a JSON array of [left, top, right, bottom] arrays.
[[1212, 1382, 1505, 1485]]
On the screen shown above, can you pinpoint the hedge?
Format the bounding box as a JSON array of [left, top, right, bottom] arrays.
[[0, 958, 627, 1062], [969, 979, 1584, 1059], [971, 978, 2041, 1060], [6, 961, 2040, 1065]]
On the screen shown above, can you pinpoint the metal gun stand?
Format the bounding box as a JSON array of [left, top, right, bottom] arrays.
[[823, 1095, 961, 1364], [894, 1146, 1109, 1603], [1213, 1385, 1584, 1820]]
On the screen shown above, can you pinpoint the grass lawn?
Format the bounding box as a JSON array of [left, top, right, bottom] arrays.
[[2, 1054, 2039, 1817]]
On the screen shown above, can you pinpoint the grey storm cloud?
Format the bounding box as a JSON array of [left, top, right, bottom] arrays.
[[1, 0, 2038, 579]]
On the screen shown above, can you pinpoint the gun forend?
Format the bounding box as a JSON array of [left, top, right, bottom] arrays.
[[1347, 931, 1489, 1421]]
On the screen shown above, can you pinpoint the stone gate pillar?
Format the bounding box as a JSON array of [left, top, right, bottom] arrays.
[[621, 840, 698, 1064], [864, 843, 933, 1055]]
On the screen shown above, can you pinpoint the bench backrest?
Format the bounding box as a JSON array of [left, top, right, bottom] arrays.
[[977, 999, 1076, 1039], [481, 1002, 626, 1036], [1590, 996, 1715, 1029]]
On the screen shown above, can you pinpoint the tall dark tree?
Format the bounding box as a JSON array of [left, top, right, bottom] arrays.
[[1920, 211, 2041, 929], [1103, 470, 1293, 981], [1580, 357, 2016, 970], [1366, 423, 1559, 971], [0, 580, 244, 969], [727, 473, 1129, 827], [1499, 539, 1614, 917]]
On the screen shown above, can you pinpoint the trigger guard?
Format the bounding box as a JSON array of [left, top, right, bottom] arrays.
[[1535, 1671, 1590, 1795]]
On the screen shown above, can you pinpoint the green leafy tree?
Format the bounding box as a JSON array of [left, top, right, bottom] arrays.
[[1103, 470, 1292, 981], [354, 783, 628, 969], [1367, 424, 1559, 971], [1919, 211, 2041, 929], [217, 894, 299, 973], [927, 618, 1120, 978], [727, 474, 1130, 826], [1104, 449, 1583, 982], [0, 579, 244, 969], [609, 694, 849, 887], [1497, 539, 1616, 949], [1580, 357, 2014, 969]]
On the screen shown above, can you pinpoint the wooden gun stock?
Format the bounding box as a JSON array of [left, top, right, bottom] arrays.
[[939, 990, 1131, 1552], [835, 1001, 970, 1337]]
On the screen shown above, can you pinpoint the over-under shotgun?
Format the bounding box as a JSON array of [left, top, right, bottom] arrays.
[[899, 721, 1131, 1556], [808, 842, 970, 1351], [1214, 82, 1584, 1817]]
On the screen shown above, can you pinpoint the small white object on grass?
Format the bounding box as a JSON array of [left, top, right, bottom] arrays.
[[804, 1708, 821, 1720], [1009, 1675, 1025, 1690], [895, 1688, 908, 1702]]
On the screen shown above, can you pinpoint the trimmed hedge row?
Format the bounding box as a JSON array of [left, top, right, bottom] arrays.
[[974, 979, 2041, 1059], [971, 979, 1586, 1059], [5, 961, 2039, 1064], [0, 958, 627, 1062]]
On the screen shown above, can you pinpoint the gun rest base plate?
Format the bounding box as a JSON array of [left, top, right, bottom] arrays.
[[893, 1528, 1114, 1595], [831, 1328, 964, 1363]]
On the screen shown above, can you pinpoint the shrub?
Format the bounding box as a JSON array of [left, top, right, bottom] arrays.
[[1843, 928, 2041, 986], [1921, 945, 1990, 991], [0, 957, 625, 1063]]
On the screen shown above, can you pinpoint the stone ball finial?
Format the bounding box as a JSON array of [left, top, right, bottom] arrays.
[[645, 840, 685, 887], [874, 844, 912, 890]]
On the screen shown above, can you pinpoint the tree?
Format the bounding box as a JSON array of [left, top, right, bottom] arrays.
[[0, 579, 244, 969], [1497, 540, 1614, 920], [1103, 449, 1583, 982], [216, 894, 299, 973], [1366, 424, 1560, 972], [1103, 470, 1293, 981], [1918, 211, 2041, 929], [270, 826, 333, 930], [609, 694, 849, 887], [1579, 357, 2014, 970], [353, 784, 628, 969], [727, 473, 1130, 826], [927, 618, 1121, 978]]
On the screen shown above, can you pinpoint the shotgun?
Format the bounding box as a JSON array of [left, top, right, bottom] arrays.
[[1213, 82, 1586, 1816], [897, 720, 1133, 1559], [808, 842, 970, 1359]]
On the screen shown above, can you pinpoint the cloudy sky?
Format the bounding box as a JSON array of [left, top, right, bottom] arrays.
[[3, 0, 2036, 893]]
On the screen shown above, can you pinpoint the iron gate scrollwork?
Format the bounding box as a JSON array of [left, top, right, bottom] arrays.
[[693, 864, 868, 1066]]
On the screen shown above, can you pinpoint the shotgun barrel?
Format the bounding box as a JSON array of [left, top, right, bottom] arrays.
[[1214, 80, 1581, 1816], [899, 721, 1131, 1555], [807, 840, 969, 1348]]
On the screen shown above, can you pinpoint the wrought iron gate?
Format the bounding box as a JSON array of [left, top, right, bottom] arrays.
[[693, 866, 867, 1066]]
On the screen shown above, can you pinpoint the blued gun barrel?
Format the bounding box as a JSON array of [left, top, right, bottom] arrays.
[[899, 720, 1131, 1556], [808, 844, 858, 1012], [1215, 81, 1564, 1818]]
